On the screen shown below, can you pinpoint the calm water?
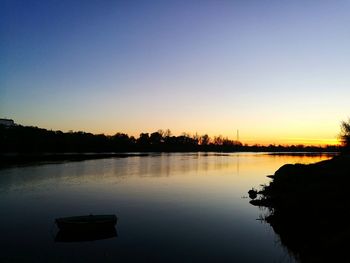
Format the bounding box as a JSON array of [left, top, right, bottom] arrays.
[[0, 153, 332, 262]]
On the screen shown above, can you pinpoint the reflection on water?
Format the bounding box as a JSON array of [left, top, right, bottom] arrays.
[[0, 152, 332, 262], [55, 227, 118, 243]]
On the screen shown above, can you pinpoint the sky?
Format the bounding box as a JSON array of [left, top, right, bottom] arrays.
[[1, 0, 349, 145]]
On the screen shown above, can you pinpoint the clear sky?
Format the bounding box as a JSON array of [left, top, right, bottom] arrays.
[[1, 0, 349, 145]]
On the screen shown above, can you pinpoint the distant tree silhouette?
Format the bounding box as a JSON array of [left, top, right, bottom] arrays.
[[214, 135, 224, 145], [340, 119, 350, 151], [150, 131, 163, 145], [200, 134, 210, 145], [112, 133, 134, 150], [0, 124, 339, 153], [192, 132, 200, 145], [137, 133, 150, 146], [164, 129, 172, 138]]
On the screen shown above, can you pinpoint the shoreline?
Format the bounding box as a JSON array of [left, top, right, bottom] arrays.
[[0, 152, 150, 168], [249, 154, 350, 262], [0, 151, 336, 168]]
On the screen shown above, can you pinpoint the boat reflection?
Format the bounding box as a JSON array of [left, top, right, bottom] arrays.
[[55, 227, 117, 242]]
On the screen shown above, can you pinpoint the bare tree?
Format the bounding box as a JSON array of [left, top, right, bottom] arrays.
[[164, 129, 172, 138], [340, 119, 350, 149], [214, 135, 223, 145], [200, 134, 210, 145]]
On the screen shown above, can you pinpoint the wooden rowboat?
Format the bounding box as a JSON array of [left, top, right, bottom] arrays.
[[55, 214, 117, 231]]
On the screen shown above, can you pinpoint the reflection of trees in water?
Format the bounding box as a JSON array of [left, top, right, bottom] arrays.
[[0, 159, 125, 192], [0, 153, 335, 195], [134, 153, 238, 177], [0, 153, 244, 192]]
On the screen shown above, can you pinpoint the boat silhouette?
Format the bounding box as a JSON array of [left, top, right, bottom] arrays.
[[54, 214, 118, 242], [55, 214, 117, 231]]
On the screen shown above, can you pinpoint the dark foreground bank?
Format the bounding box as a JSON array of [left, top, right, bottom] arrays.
[[250, 155, 350, 262]]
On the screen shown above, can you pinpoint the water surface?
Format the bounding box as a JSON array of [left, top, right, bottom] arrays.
[[0, 153, 332, 262]]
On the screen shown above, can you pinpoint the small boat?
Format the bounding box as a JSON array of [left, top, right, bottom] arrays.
[[55, 214, 117, 231]]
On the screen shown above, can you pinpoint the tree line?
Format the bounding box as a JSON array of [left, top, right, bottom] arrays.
[[0, 124, 340, 153], [340, 119, 350, 152]]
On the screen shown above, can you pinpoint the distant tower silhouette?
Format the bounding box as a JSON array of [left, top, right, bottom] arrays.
[[237, 130, 239, 142]]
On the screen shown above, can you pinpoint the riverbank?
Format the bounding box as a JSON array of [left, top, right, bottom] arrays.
[[0, 153, 149, 168], [250, 154, 350, 262]]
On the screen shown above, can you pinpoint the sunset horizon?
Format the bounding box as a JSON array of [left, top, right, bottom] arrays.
[[1, 1, 349, 147], [1, 116, 341, 146]]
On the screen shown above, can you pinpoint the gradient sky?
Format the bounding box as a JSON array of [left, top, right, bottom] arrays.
[[1, 0, 349, 145]]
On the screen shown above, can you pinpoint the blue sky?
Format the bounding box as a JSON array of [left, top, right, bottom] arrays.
[[1, 0, 349, 145]]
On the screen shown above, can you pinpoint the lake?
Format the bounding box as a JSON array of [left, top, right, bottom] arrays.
[[0, 152, 333, 262]]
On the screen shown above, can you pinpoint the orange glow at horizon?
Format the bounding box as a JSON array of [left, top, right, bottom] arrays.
[[17, 114, 343, 147], [84, 128, 341, 147], [241, 138, 340, 146]]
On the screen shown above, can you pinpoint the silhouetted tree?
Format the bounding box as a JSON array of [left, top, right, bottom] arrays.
[[200, 134, 210, 145], [164, 129, 172, 138], [340, 119, 350, 151], [137, 133, 150, 146], [163, 129, 172, 145], [0, 124, 339, 153], [112, 133, 134, 151], [214, 135, 223, 145], [222, 137, 234, 146], [150, 131, 163, 145]]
